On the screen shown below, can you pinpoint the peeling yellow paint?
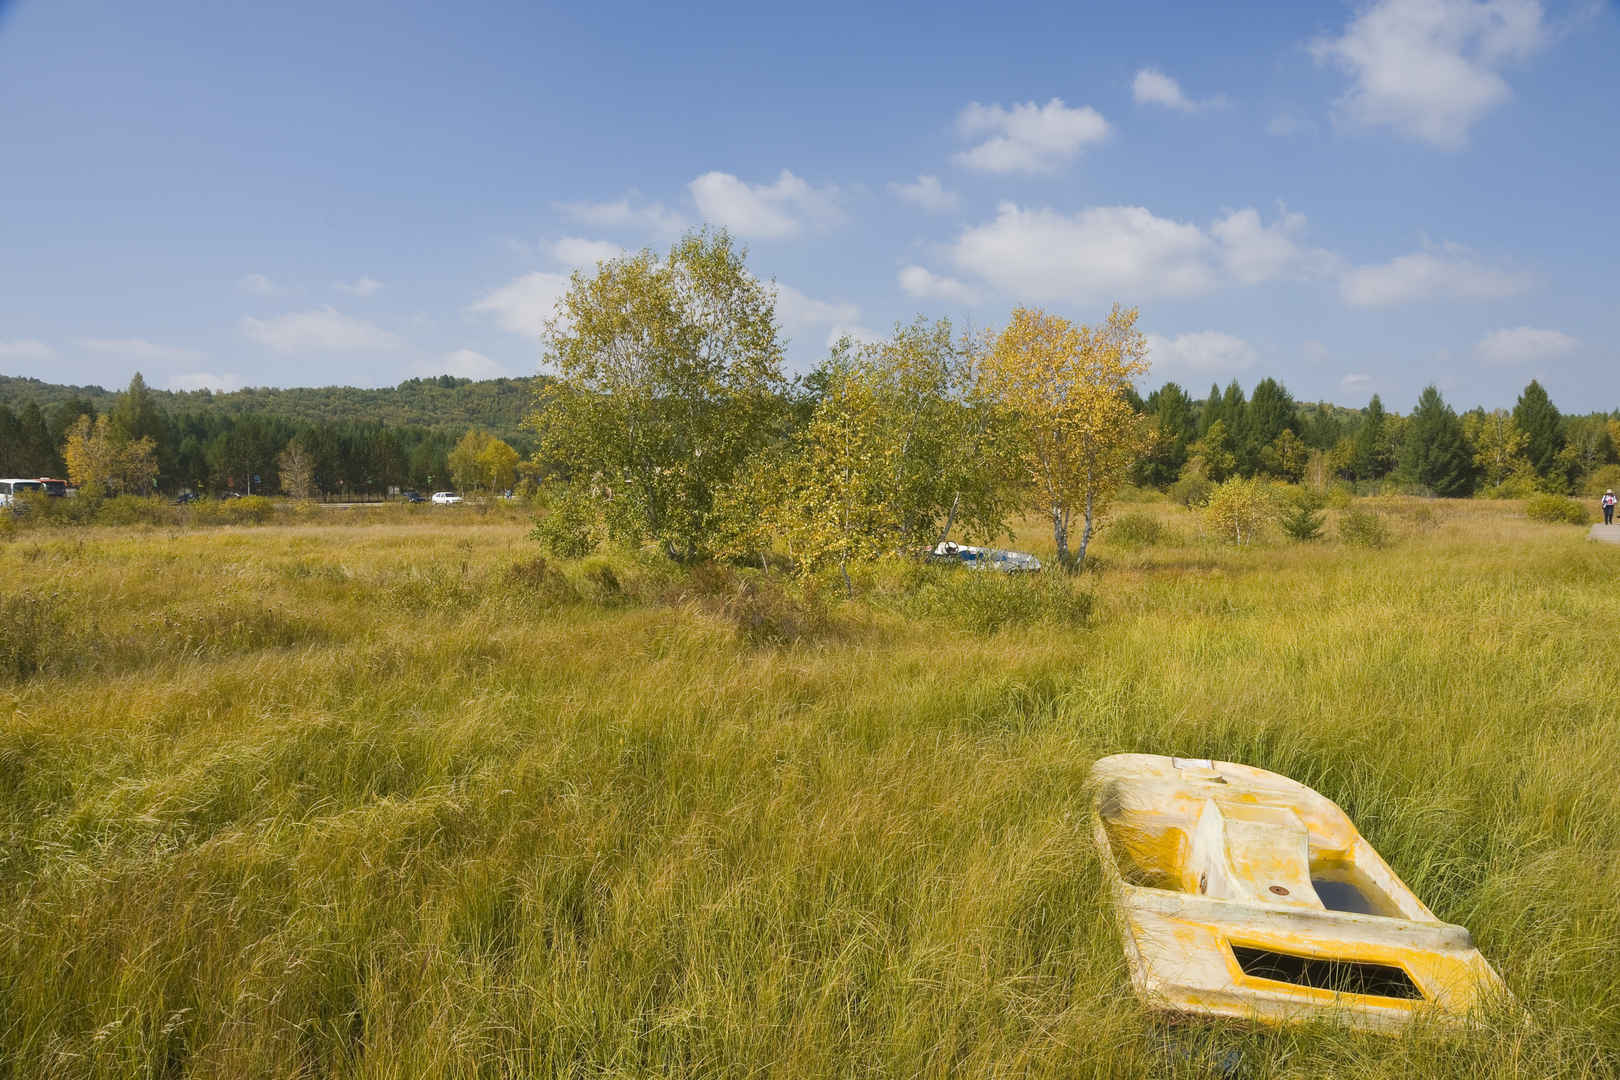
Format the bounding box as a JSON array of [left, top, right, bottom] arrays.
[[1091, 753, 1511, 1032]]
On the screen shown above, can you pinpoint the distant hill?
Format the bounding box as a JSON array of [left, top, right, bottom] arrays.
[[0, 373, 546, 442]]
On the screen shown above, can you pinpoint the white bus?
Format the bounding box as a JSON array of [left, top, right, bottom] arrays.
[[0, 479, 46, 507]]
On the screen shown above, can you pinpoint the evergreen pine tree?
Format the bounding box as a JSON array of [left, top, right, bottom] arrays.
[[1512, 379, 1564, 480], [1399, 386, 1476, 496]]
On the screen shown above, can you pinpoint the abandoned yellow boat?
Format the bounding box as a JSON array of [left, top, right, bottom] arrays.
[[1091, 753, 1509, 1032]]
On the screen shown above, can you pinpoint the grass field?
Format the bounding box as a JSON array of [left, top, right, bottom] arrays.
[[1, 499, 1616, 1078]]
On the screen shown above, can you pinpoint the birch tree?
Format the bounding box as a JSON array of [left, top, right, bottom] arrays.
[[981, 305, 1149, 569]]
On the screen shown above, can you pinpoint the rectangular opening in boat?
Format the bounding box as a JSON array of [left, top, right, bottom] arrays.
[[1228, 944, 1424, 1000]]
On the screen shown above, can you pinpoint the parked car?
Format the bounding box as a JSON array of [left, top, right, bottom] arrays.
[[37, 477, 68, 497], [174, 491, 200, 505], [403, 491, 426, 504], [430, 491, 462, 505]]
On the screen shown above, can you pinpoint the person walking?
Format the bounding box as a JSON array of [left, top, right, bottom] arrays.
[[1604, 489, 1617, 526]]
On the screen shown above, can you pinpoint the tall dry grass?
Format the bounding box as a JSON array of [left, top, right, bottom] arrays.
[[0, 499, 1615, 1078]]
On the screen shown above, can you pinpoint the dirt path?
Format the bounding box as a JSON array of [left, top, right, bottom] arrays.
[[1591, 524, 1620, 544]]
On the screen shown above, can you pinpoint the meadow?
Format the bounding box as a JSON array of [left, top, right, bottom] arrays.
[[1, 498, 1616, 1078]]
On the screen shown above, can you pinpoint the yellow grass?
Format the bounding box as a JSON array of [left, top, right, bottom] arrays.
[[0, 498, 1615, 1077]]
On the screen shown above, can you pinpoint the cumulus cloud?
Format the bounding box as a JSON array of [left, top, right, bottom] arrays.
[[1311, 0, 1550, 149], [237, 273, 281, 296], [77, 338, 207, 364], [1341, 372, 1375, 392], [1475, 326, 1578, 366], [688, 169, 843, 239], [889, 174, 961, 213], [0, 340, 54, 362], [954, 98, 1109, 173], [948, 203, 1330, 302], [898, 265, 980, 306], [1145, 332, 1260, 378], [556, 194, 689, 238], [436, 349, 510, 380], [335, 276, 383, 297], [241, 308, 401, 352], [170, 372, 244, 392], [771, 282, 872, 348], [1211, 206, 1339, 285], [468, 272, 572, 338], [1339, 245, 1530, 307], [1132, 68, 1227, 111], [550, 237, 625, 267]]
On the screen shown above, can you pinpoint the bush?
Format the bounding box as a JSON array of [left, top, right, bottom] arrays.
[[1105, 511, 1166, 548], [529, 486, 598, 559], [1525, 493, 1589, 525], [1338, 507, 1392, 548], [1169, 467, 1213, 509], [1203, 477, 1275, 545], [1581, 464, 1620, 499]]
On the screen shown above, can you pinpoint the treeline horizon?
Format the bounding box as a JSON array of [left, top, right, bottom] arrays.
[[1, 368, 1616, 500]]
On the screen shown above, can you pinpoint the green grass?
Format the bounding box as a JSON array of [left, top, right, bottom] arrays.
[[1, 500, 1617, 1077]]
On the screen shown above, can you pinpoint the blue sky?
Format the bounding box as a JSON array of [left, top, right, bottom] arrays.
[[2, 0, 1616, 410]]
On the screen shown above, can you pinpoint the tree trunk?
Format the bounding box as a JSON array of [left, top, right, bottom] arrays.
[[1075, 487, 1096, 569], [1052, 504, 1070, 570], [933, 493, 961, 550]]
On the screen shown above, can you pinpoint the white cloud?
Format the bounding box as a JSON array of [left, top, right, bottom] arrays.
[[898, 265, 980, 306], [433, 348, 511, 380], [949, 202, 1327, 302], [0, 340, 54, 362], [1339, 245, 1530, 307], [335, 276, 383, 297], [237, 273, 281, 296], [550, 236, 625, 267], [170, 372, 243, 392], [1341, 372, 1375, 392], [889, 174, 960, 213], [688, 169, 843, 239], [556, 194, 689, 238], [771, 282, 872, 348], [1475, 326, 1578, 366], [954, 98, 1109, 173], [1211, 206, 1339, 285], [77, 338, 207, 364], [1145, 332, 1260, 378], [1311, 0, 1549, 149], [1132, 68, 1228, 112], [468, 272, 572, 338], [951, 203, 1211, 301], [241, 308, 401, 352]]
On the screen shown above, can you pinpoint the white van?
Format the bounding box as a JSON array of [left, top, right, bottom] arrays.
[[0, 479, 46, 507]]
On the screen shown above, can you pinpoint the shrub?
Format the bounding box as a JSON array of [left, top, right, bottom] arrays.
[[1203, 477, 1276, 545], [1525, 493, 1589, 525], [529, 486, 598, 559], [1169, 467, 1212, 509], [1338, 507, 1392, 548], [1276, 489, 1326, 542], [1581, 464, 1620, 499], [1106, 511, 1166, 548]]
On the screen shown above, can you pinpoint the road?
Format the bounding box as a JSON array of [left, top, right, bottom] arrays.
[[1591, 524, 1620, 544]]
